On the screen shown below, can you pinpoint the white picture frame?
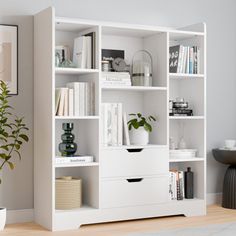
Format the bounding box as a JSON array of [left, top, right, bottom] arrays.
[[0, 24, 18, 95]]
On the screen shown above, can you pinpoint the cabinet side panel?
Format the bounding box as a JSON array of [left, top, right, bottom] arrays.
[[34, 7, 54, 230]]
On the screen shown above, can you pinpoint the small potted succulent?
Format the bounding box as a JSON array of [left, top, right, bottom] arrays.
[[128, 113, 156, 145], [0, 81, 29, 230]]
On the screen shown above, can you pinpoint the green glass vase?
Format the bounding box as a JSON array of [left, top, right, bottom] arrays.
[[59, 123, 77, 156]]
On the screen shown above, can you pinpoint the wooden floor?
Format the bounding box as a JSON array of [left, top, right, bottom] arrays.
[[2, 205, 236, 235]]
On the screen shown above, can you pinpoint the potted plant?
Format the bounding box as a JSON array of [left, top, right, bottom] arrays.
[[0, 81, 29, 230], [127, 113, 156, 145]]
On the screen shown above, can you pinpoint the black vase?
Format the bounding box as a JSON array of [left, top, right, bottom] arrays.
[[59, 123, 77, 156], [184, 167, 194, 199]]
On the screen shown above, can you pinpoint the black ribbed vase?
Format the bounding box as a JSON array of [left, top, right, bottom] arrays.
[[222, 165, 236, 209]]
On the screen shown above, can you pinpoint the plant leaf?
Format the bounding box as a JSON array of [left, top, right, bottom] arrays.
[[19, 134, 29, 142], [7, 161, 14, 170]]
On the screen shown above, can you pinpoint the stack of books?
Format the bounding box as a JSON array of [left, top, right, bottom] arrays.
[[73, 32, 96, 69], [169, 100, 193, 116], [55, 82, 94, 116], [169, 170, 185, 200], [169, 45, 200, 74], [101, 103, 123, 146], [101, 72, 131, 87]]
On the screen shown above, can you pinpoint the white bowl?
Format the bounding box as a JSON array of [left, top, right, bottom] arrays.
[[225, 140, 236, 149]]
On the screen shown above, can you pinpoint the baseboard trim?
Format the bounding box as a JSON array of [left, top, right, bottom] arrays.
[[6, 209, 34, 224], [207, 193, 222, 205], [5, 194, 222, 224]]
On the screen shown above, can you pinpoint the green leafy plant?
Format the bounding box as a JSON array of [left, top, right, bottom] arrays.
[[0, 81, 29, 183], [128, 113, 156, 132]]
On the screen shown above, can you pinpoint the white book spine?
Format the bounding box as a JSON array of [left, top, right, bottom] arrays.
[[63, 88, 69, 116], [79, 83, 85, 116], [57, 88, 66, 116], [177, 45, 184, 73], [55, 88, 61, 115], [186, 46, 190, 74], [86, 36, 92, 69], [189, 47, 194, 74], [117, 103, 123, 146], [123, 112, 130, 145], [68, 88, 74, 116], [111, 103, 118, 145], [73, 36, 86, 68], [90, 82, 95, 115], [106, 103, 112, 146], [197, 47, 200, 74], [67, 83, 80, 116]]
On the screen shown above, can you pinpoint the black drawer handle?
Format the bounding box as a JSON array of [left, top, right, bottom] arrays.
[[126, 178, 143, 183], [126, 148, 143, 153]]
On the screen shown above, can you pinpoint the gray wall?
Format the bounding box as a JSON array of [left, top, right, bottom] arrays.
[[0, 0, 235, 210]]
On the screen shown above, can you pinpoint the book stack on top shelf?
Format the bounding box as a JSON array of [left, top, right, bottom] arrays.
[[169, 45, 200, 74], [55, 82, 95, 117]]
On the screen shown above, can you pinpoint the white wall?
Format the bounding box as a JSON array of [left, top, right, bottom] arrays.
[[0, 0, 236, 210]]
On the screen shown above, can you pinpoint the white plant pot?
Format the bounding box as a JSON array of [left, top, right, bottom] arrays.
[[129, 127, 149, 145], [0, 208, 6, 231]]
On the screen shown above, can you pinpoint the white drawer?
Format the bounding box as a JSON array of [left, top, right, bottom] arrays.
[[100, 176, 169, 208], [101, 147, 168, 177]]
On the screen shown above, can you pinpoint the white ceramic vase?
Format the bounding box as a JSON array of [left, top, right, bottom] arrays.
[[0, 208, 6, 231], [129, 127, 149, 145]]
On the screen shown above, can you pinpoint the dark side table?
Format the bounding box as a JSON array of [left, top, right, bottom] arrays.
[[212, 149, 236, 209]]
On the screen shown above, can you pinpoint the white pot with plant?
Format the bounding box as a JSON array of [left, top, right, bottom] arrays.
[[128, 113, 156, 145], [0, 81, 29, 230]]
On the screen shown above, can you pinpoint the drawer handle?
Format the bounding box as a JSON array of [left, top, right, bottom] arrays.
[[126, 178, 143, 183], [126, 148, 143, 153]]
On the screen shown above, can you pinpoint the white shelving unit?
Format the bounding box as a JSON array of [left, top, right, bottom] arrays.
[[34, 7, 206, 231]]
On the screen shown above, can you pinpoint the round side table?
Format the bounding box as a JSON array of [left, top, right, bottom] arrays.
[[212, 149, 236, 209]]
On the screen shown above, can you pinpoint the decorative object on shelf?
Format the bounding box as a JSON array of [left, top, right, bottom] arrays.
[[102, 49, 125, 72], [112, 57, 130, 72], [128, 113, 156, 145], [169, 98, 193, 116], [101, 60, 109, 72], [169, 137, 176, 150], [55, 176, 82, 210], [132, 50, 152, 87], [59, 123, 77, 156], [101, 103, 123, 146], [0, 24, 18, 95], [169, 149, 197, 159], [0, 81, 29, 230], [184, 167, 194, 199], [55, 45, 76, 68], [178, 121, 187, 149]]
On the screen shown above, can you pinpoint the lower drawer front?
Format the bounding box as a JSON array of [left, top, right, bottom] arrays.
[[101, 176, 169, 208]]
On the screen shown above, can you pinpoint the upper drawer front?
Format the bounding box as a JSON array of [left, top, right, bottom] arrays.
[[100, 176, 169, 208], [101, 147, 168, 178]]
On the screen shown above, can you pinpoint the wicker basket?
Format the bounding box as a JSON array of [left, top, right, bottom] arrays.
[[55, 176, 82, 210]]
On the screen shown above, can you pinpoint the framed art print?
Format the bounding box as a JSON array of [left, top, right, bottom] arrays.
[[0, 24, 18, 95]]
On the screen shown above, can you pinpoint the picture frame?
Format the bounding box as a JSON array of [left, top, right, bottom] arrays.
[[0, 24, 18, 95]]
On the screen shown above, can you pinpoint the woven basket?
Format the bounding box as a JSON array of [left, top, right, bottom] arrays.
[[55, 176, 82, 210]]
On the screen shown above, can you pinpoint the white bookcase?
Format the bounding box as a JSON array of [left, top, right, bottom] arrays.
[[34, 7, 206, 231]]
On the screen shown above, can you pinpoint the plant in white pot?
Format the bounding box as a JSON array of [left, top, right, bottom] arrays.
[[0, 81, 29, 230], [128, 113, 156, 145]]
